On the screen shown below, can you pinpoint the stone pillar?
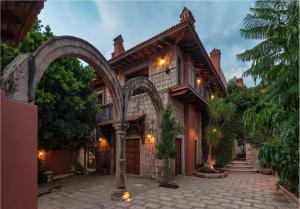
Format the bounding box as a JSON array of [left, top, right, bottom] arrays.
[[111, 122, 130, 201]]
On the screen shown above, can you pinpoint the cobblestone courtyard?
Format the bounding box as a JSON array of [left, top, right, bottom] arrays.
[[38, 173, 298, 209]]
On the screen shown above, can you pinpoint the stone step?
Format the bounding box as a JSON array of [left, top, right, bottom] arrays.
[[225, 168, 258, 173], [227, 164, 252, 169], [230, 161, 249, 165], [234, 158, 246, 161]]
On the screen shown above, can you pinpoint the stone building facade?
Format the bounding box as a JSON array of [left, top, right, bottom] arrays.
[[93, 7, 227, 179]]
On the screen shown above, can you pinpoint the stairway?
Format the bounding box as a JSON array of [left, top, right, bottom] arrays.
[[225, 160, 258, 173]]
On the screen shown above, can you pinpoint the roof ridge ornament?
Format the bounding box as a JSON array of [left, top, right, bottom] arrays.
[[180, 7, 195, 26]]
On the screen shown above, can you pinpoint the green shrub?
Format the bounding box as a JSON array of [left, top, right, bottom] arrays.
[[213, 123, 233, 167], [70, 162, 84, 175], [38, 170, 54, 184], [259, 138, 299, 195]]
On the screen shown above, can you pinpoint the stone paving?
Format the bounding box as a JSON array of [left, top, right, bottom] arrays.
[[38, 173, 298, 209]]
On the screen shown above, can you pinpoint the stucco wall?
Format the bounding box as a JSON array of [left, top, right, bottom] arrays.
[[1, 90, 37, 209]]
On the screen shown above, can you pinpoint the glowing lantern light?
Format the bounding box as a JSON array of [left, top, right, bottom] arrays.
[[211, 159, 216, 166], [159, 58, 166, 66], [37, 150, 46, 160], [147, 134, 155, 143], [210, 95, 215, 100], [196, 77, 201, 85], [122, 191, 130, 200]]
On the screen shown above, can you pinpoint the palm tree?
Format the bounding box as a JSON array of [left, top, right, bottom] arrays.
[[204, 98, 236, 170]]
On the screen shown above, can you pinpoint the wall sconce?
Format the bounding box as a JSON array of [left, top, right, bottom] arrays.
[[196, 77, 201, 85], [147, 134, 155, 143], [37, 150, 46, 160], [99, 137, 104, 142], [158, 56, 169, 72], [159, 58, 166, 66]]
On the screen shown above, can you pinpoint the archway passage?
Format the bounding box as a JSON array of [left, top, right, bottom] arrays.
[[115, 76, 163, 180], [3, 36, 123, 120], [29, 36, 123, 120], [123, 76, 163, 120], [1, 36, 129, 204]]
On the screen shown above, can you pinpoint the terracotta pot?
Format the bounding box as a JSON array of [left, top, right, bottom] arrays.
[[259, 168, 272, 175]]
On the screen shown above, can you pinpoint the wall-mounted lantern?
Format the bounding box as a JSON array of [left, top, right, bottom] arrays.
[[146, 134, 156, 143], [157, 56, 169, 73], [37, 150, 46, 160], [196, 77, 201, 86]]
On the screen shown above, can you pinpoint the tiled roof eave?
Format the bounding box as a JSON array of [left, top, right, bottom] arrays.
[[109, 22, 189, 64], [187, 25, 227, 94]]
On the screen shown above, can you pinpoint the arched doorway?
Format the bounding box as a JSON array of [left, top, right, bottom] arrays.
[[2, 36, 128, 202], [121, 76, 163, 178]]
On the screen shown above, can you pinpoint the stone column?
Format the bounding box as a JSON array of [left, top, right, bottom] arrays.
[[111, 122, 130, 201]]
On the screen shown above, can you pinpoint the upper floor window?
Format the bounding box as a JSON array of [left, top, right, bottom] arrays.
[[98, 91, 105, 105]]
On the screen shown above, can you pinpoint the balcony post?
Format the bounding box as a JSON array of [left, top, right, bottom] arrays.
[[111, 121, 130, 201]]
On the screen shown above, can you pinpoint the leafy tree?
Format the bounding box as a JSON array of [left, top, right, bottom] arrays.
[[237, 0, 299, 194], [212, 79, 265, 166], [204, 98, 236, 169], [157, 105, 182, 186], [1, 20, 100, 150], [36, 58, 100, 149]]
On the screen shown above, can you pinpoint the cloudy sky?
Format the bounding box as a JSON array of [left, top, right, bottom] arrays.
[[39, 0, 259, 86]]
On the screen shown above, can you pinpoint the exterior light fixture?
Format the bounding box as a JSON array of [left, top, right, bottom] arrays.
[[210, 95, 215, 100], [99, 137, 104, 142], [159, 58, 166, 66], [211, 159, 216, 166], [122, 191, 131, 201], [37, 150, 46, 160], [196, 77, 201, 85], [147, 134, 155, 143], [213, 128, 217, 133]]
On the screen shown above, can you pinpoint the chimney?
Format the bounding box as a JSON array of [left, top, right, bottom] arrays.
[[180, 7, 195, 26], [210, 48, 221, 75], [236, 78, 244, 87], [111, 35, 125, 58]]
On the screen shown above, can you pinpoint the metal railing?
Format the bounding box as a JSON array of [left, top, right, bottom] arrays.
[[148, 67, 178, 91]]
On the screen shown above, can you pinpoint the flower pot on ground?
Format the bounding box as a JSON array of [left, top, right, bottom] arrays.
[[259, 168, 272, 175]]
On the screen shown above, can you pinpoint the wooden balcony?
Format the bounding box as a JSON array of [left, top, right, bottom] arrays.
[[169, 84, 208, 110]]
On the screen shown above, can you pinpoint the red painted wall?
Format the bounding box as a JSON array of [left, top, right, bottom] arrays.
[[45, 149, 73, 175], [184, 103, 198, 175], [1, 90, 37, 209]]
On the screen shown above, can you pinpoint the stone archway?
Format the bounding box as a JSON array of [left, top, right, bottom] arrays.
[[2, 36, 123, 120], [2, 36, 128, 201], [123, 76, 163, 119], [116, 76, 163, 183]]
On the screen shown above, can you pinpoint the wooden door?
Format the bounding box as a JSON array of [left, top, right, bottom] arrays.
[[126, 139, 140, 175], [175, 138, 182, 175]]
